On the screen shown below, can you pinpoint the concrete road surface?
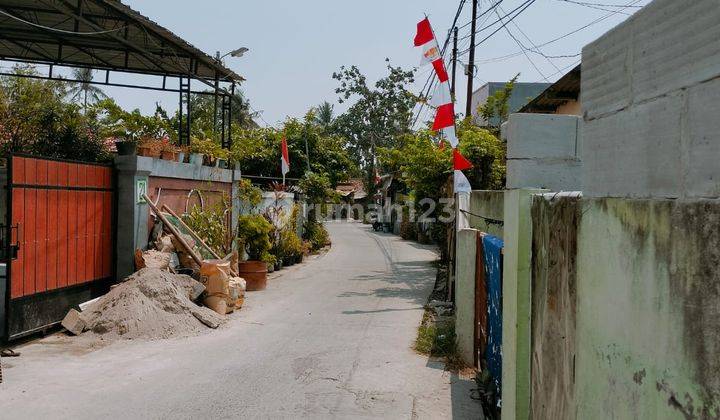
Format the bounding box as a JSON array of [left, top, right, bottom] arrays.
[[0, 222, 482, 419]]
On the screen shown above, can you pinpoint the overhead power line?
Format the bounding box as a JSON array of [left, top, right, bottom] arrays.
[[493, 9, 548, 81], [458, 0, 645, 61], [458, 0, 535, 42], [459, 0, 537, 55], [555, 0, 631, 14]]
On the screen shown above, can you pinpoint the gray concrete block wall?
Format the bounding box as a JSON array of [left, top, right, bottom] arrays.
[[582, 0, 720, 198], [504, 113, 583, 192]]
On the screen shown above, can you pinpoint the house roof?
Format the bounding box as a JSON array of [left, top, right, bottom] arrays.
[[0, 0, 243, 84], [519, 65, 581, 113]]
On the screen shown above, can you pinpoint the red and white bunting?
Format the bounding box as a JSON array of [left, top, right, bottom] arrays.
[[453, 149, 473, 193], [415, 17, 474, 193], [414, 17, 458, 148], [281, 136, 290, 182]]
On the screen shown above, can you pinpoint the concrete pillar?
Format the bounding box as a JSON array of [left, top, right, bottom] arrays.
[[456, 192, 471, 231], [115, 157, 150, 280], [455, 228, 478, 366], [502, 188, 545, 420]]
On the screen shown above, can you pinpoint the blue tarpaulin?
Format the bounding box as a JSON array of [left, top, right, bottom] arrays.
[[482, 234, 503, 397]]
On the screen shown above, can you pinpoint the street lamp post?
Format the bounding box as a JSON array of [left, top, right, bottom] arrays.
[[213, 47, 249, 132]]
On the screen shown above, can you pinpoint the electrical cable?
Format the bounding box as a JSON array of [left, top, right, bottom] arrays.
[[555, 0, 630, 15], [458, 0, 537, 54], [457, 0, 645, 60], [458, 0, 535, 42], [493, 9, 548, 81]]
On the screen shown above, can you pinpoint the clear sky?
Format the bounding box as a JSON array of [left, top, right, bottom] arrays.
[[100, 0, 649, 126]]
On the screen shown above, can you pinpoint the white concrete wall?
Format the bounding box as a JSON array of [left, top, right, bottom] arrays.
[[504, 113, 583, 192], [581, 0, 720, 198]]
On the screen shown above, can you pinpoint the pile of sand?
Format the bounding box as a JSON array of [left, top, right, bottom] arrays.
[[78, 268, 225, 343]]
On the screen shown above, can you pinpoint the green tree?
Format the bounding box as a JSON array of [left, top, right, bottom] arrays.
[[332, 60, 416, 185], [67, 68, 107, 112], [314, 101, 335, 128], [0, 65, 109, 162], [477, 74, 518, 132], [231, 111, 357, 185]]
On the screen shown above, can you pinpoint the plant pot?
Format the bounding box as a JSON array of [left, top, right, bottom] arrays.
[[138, 146, 161, 159], [283, 256, 295, 266], [275, 260, 283, 271], [115, 141, 136, 156], [177, 152, 186, 163], [160, 150, 177, 161], [189, 153, 204, 166], [295, 254, 303, 264], [216, 158, 228, 169], [267, 263, 275, 273], [237, 260, 268, 291], [203, 155, 216, 167]]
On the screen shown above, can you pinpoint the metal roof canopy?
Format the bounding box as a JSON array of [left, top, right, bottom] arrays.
[[519, 65, 581, 114], [0, 0, 245, 147]]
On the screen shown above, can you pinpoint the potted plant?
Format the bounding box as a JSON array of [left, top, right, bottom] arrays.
[[189, 137, 211, 166], [137, 137, 162, 158], [215, 147, 230, 169], [236, 213, 273, 291], [176, 145, 189, 163], [159, 138, 177, 161], [115, 137, 137, 156]]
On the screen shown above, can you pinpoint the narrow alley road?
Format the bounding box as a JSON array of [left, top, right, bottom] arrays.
[[0, 222, 481, 419]]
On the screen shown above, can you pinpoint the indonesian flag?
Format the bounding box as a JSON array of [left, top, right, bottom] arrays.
[[281, 136, 290, 176], [453, 149, 473, 193], [415, 17, 457, 148]]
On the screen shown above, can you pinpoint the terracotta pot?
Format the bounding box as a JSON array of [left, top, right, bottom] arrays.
[[160, 150, 177, 161], [138, 146, 161, 158], [238, 260, 268, 291]]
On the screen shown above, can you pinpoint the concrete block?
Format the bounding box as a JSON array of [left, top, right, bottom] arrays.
[[583, 93, 683, 198], [631, 0, 720, 104], [686, 78, 720, 197], [61, 309, 85, 335], [507, 159, 583, 192], [506, 114, 580, 159], [454, 228, 478, 367], [582, 0, 720, 120], [581, 19, 633, 119]]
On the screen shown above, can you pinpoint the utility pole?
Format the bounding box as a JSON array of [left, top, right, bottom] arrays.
[[451, 27, 459, 98], [465, 0, 478, 119]]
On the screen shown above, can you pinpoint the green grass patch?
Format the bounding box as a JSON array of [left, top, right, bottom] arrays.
[[415, 311, 457, 357]]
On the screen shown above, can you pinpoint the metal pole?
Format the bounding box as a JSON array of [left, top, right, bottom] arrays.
[[465, 0, 478, 119], [451, 27, 459, 98], [304, 137, 311, 172]]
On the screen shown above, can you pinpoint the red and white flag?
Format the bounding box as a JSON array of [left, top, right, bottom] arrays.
[[414, 17, 458, 148], [281, 136, 290, 178], [453, 149, 473, 193], [416, 17, 472, 193]]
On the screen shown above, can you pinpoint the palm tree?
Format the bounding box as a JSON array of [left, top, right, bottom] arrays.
[[67, 68, 107, 112], [314, 101, 334, 128]]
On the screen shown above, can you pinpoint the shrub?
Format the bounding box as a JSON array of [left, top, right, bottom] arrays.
[[236, 213, 273, 261], [182, 200, 231, 257], [303, 221, 330, 251]]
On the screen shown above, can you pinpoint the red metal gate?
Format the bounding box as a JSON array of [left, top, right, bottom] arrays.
[[4, 155, 114, 340]]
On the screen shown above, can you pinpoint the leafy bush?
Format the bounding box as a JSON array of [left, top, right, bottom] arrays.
[[303, 221, 330, 251], [236, 179, 263, 214], [236, 213, 273, 261], [279, 228, 303, 260], [182, 200, 231, 257]]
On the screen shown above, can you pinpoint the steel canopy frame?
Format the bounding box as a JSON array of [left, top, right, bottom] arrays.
[[0, 0, 244, 149]]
